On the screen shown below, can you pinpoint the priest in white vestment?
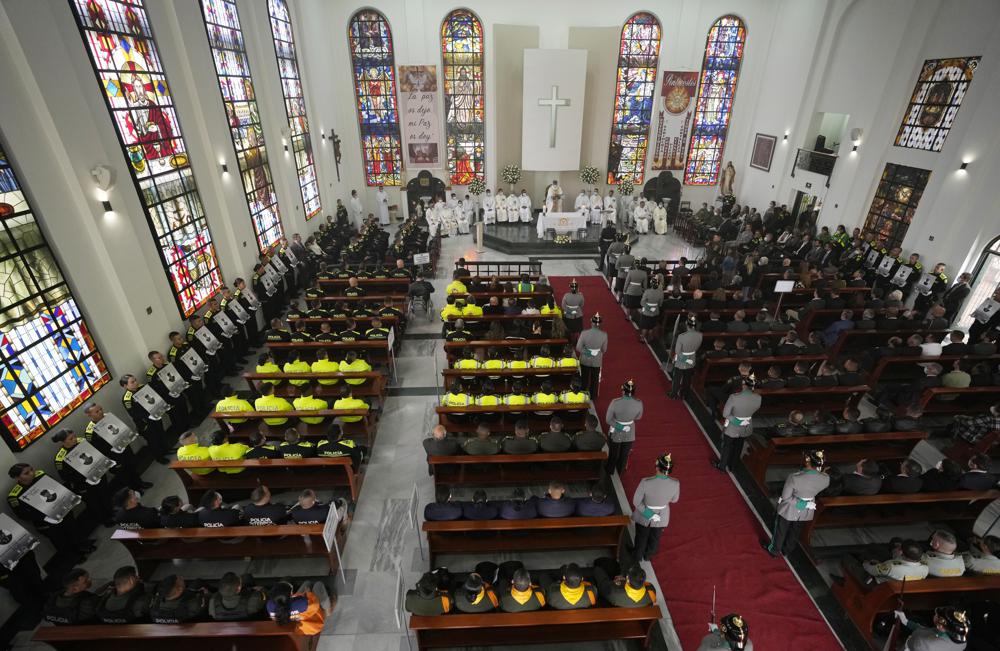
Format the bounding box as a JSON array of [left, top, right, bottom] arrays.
[[653, 201, 668, 235], [447, 193, 458, 210], [496, 189, 508, 222], [603, 190, 618, 226], [589, 190, 603, 225], [464, 194, 476, 224], [376, 186, 390, 226], [545, 180, 563, 213], [456, 200, 470, 234], [505, 192, 519, 226], [482, 190, 496, 225], [518, 190, 532, 223], [424, 200, 440, 236], [574, 190, 588, 213], [634, 200, 650, 234], [438, 202, 458, 237], [349, 190, 364, 227]]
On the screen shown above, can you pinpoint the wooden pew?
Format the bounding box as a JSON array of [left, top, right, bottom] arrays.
[[444, 313, 555, 326], [742, 385, 870, 414], [457, 261, 541, 277], [443, 338, 569, 362], [744, 431, 928, 494], [422, 515, 629, 565], [693, 354, 828, 394], [428, 451, 606, 487], [267, 340, 390, 367], [436, 403, 590, 432], [828, 329, 949, 360], [441, 367, 579, 391], [800, 490, 1000, 546], [831, 560, 1000, 650], [287, 314, 399, 330], [170, 457, 361, 501], [869, 354, 1000, 385], [308, 294, 406, 304], [242, 371, 386, 404], [112, 523, 340, 573], [913, 386, 1000, 414], [33, 621, 319, 651], [409, 607, 660, 651], [210, 409, 374, 446], [319, 277, 411, 293]]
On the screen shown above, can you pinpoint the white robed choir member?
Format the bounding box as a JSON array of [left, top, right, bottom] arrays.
[[589, 190, 603, 225], [653, 202, 668, 235], [545, 180, 564, 213], [603, 191, 618, 226], [456, 200, 470, 234], [496, 189, 508, 222], [505, 192, 519, 225], [518, 190, 532, 223], [482, 190, 496, 225], [349, 190, 364, 226], [376, 186, 390, 226], [634, 200, 650, 234]]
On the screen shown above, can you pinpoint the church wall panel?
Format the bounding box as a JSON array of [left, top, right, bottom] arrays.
[[493, 24, 540, 197], [567, 26, 618, 199]]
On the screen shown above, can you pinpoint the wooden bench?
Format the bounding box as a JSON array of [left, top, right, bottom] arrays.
[[828, 329, 949, 359], [319, 277, 412, 293], [428, 451, 606, 487], [444, 313, 555, 327], [693, 354, 828, 394], [744, 431, 928, 494], [832, 560, 1000, 650], [242, 371, 386, 404], [422, 515, 629, 565], [800, 489, 1000, 546], [210, 409, 374, 446], [441, 367, 579, 391], [436, 403, 590, 432], [869, 354, 1000, 385], [33, 621, 319, 651], [170, 457, 361, 501], [409, 607, 660, 650], [913, 386, 1000, 414], [457, 261, 541, 277], [112, 523, 340, 574], [727, 385, 870, 415], [443, 338, 569, 361], [287, 314, 400, 330], [308, 293, 406, 304], [267, 340, 390, 367]]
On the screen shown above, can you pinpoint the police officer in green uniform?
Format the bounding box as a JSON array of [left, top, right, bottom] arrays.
[[149, 574, 208, 624], [463, 423, 500, 455], [538, 416, 573, 452], [541, 563, 597, 610], [208, 572, 266, 621], [145, 350, 191, 431], [897, 605, 969, 651], [453, 573, 499, 613], [83, 403, 151, 491], [232, 277, 262, 346], [119, 374, 170, 464], [576, 314, 608, 397], [697, 613, 752, 650], [497, 568, 546, 612], [51, 429, 114, 525], [445, 318, 473, 343], [365, 317, 390, 340], [404, 571, 452, 615], [501, 420, 538, 454], [8, 464, 95, 558], [97, 566, 150, 624], [592, 559, 657, 607], [43, 568, 101, 625]]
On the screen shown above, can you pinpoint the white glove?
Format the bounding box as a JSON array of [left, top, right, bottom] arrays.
[[708, 623, 719, 633], [649, 513, 661, 523], [894, 610, 908, 626]]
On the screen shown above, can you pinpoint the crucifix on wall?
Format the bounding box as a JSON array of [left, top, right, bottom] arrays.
[[538, 85, 570, 149]]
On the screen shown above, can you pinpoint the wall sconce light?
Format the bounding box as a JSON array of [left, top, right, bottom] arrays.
[[101, 200, 113, 214], [959, 161, 969, 171], [284, 144, 289, 153], [321, 132, 327, 141], [849, 128, 863, 155], [221, 161, 229, 174], [851, 145, 858, 153], [783, 132, 789, 141]]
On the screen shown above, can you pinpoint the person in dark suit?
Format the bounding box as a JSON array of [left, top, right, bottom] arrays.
[[942, 272, 972, 324], [536, 480, 576, 517], [884, 459, 923, 493], [958, 454, 998, 490], [499, 488, 537, 520], [726, 310, 750, 333], [941, 330, 969, 356], [424, 486, 463, 521], [922, 459, 963, 492], [574, 484, 616, 517], [842, 458, 882, 495], [422, 425, 460, 459], [701, 312, 726, 333], [462, 490, 499, 520]]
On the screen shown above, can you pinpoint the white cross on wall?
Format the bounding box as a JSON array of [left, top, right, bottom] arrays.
[[538, 85, 570, 149]]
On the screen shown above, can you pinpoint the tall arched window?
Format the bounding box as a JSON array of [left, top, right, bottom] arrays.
[[441, 9, 485, 186], [683, 15, 746, 186], [606, 12, 661, 185], [267, 0, 322, 219], [348, 10, 403, 186]]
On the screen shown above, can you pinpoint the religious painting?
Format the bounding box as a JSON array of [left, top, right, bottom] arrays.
[[895, 57, 980, 152], [860, 163, 931, 250], [69, 0, 223, 317], [0, 138, 109, 450], [606, 13, 662, 185], [399, 65, 444, 170], [441, 10, 485, 185], [348, 10, 403, 186], [651, 71, 698, 171], [200, 0, 285, 251], [749, 133, 776, 172], [267, 0, 321, 219], [684, 15, 747, 186]]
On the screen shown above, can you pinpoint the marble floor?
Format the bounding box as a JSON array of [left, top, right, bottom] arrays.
[[14, 224, 701, 650]]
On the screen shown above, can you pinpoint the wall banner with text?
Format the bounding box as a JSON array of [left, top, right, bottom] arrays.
[[398, 65, 443, 168], [651, 71, 699, 171]]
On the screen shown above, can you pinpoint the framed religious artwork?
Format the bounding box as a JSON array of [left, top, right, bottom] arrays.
[[750, 133, 777, 172]]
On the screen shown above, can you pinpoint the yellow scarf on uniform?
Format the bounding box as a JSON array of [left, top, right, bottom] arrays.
[[510, 587, 533, 605], [560, 583, 585, 605], [624, 583, 647, 602]]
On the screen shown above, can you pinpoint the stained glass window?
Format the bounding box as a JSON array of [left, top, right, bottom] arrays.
[[200, 0, 285, 251], [606, 13, 662, 186], [267, 0, 321, 219], [70, 0, 224, 317], [441, 9, 485, 186], [895, 57, 980, 152], [861, 163, 931, 250], [348, 10, 403, 186], [683, 15, 746, 186], [0, 139, 110, 450]]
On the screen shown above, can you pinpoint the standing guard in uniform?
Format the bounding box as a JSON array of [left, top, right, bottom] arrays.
[[599, 223, 617, 272], [669, 316, 703, 398], [896, 606, 969, 651], [715, 377, 761, 473], [762, 450, 830, 557], [576, 313, 608, 397], [696, 613, 753, 650], [638, 276, 664, 343], [605, 379, 644, 475], [560, 280, 585, 341], [119, 374, 169, 464], [631, 453, 679, 562]]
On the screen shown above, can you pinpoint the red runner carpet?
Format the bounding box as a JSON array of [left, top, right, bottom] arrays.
[[549, 276, 840, 650]]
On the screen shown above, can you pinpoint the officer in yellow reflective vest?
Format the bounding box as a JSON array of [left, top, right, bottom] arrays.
[[339, 351, 372, 386], [503, 380, 530, 406], [207, 430, 249, 474], [559, 377, 589, 404], [215, 391, 253, 425], [293, 382, 329, 425], [311, 349, 340, 385], [253, 383, 293, 426], [333, 385, 369, 423]]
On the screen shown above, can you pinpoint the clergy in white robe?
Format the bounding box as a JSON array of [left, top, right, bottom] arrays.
[[464, 194, 476, 223], [634, 200, 650, 234], [438, 203, 458, 237], [456, 201, 470, 234], [545, 181, 563, 213], [376, 186, 390, 226], [482, 190, 496, 225], [505, 193, 519, 224], [603, 191, 618, 226], [424, 201, 440, 236], [496, 190, 508, 222], [518, 191, 532, 223], [349, 190, 364, 226], [589, 191, 603, 225], [447, 193, 459, 210], [574, 191, 588, 213], [653, 202, 668, 234]]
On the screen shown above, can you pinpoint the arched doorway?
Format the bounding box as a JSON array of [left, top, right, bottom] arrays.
[[957, 235, 1000, 330]]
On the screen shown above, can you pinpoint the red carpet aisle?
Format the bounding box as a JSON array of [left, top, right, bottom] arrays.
[[549, 276, 840, 650]]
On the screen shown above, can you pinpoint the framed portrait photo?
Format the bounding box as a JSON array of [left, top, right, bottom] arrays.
[[750, 133, 777, 172]]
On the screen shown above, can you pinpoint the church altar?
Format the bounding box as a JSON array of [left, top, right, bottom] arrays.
[[537, 211, 588, 234]]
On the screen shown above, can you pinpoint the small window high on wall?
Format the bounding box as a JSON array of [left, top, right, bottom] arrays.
[[348, 10, 403, 186], [0, 139, 110, 450], [441, 9, 485, 186], [606, 12, 661, 186], [860, 163, 931, 250], [683, 15, 746, 186]]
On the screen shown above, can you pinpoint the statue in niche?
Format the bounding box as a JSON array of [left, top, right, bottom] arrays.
[[719, 161, 736, 197]]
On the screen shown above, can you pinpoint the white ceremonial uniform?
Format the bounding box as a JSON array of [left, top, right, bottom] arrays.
[[519, 193, 532, 223], [350, 195, 364, 225], [376, 188, 390, 225], [496, 191, 508, 222], [482, 193, 496, 225], [456, 201, 470, 234]]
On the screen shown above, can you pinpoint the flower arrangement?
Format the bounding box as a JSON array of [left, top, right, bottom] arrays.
[[554, 234, 572, 245], [500, 163, 521, 186], [468, 177, 486, 196], [618, 177, 634, 196], [580, 166, 600, 185]]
